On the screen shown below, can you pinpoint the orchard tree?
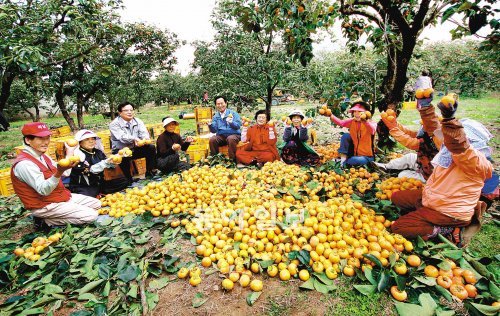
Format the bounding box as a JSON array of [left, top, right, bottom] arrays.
[[232, 0, 498, 109], [194, 1, 311, 115], [0, 0, 122, 118], [100, 23, 181, 117]]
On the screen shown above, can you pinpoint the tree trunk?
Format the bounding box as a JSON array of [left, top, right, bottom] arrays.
[[76, 92, 85, 129], [23, 109, 36, 122], [265, 85, 273, 117], [377, 38, 417, 151], [55, 90, 77, 131], [34, 103, 40, 122], [0, 70, 16, 113]]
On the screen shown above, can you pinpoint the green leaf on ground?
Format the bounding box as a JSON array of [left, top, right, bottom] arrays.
[[192, 292, 209, 308], [353, 284, 377, 296], [148, 277, 171, 290], [246, 291, 261, 306]]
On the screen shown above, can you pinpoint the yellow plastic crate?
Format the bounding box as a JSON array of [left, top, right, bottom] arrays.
[[186, 144, 208, 163], [57, 126, 72, 137], [402, 101, 417, 110], [195, 107, 213, 120], [0, 169, 14, 196]]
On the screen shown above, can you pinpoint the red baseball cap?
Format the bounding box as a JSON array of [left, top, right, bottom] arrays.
[[21, 122, 52, 137]]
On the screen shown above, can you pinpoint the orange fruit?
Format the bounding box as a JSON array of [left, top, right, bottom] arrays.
[[406, 255, 421, 267], [58, 158, 71, 167], [390, 286, 407, 301], [450, 284, 468, 300], [424, 265, 439, 278], [423, 88, 434, 98], [440, 95, 456, 108], [66, 139, 78, 147], [415, 89, 425, 99]]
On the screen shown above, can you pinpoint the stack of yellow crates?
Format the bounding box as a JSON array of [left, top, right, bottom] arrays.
[[0, 168, 14, 196], [96, 131, 112, 155]]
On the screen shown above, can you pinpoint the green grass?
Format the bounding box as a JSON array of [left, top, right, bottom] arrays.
[[326, 280, 396, 316], [468, 220, 500, 258]]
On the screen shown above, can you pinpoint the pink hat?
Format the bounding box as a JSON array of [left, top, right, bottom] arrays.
[[348, 104, 368, 112], [21, 122, 52, 137]]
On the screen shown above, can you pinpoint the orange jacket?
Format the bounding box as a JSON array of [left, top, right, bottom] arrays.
[[422, 118, 492, 221], [349, 121, 374, 157], [242, 124, 279, 160]]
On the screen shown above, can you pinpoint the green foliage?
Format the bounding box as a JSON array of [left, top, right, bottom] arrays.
[[409, 41, 500, 97]]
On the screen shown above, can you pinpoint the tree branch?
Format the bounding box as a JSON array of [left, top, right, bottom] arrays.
[[340, 0, 384, 28], [42, 45, 98, 68], [411, 0, 431, 36], [378, 0, 411, 36]]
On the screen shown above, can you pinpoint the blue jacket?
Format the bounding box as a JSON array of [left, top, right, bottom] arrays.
[[209, 109, 241, 136]]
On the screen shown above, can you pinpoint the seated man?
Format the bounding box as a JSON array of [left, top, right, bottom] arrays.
[[11, 122, 100, 229], [208, 96, 241, 160], [391, 95, 493, 247], [109, 101, 156, 182], [236, 110, 279, 167]]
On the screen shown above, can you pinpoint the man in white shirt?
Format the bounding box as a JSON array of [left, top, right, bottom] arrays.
[[11, 122, 100, 229], [109, 101, 157, 181]]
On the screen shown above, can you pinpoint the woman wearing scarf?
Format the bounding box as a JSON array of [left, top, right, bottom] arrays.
[[236, 109, 279, 168], [156, 117, 193, 173], [281, 110, 320, 166], [391, 94, 493, 247], [68, 129, 128, 197]]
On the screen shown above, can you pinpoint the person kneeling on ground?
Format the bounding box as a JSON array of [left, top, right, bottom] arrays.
[[236, 109, 279, 168], [281, 110, 320, 166], [11, 122, 100, 229], [208, 96, 242, 160], [390, 95, 493, 247], [109, 101, 157, 182], [328, 99, 376, 166], [68, 129, 129, 197], [156, 117, 193, 173]]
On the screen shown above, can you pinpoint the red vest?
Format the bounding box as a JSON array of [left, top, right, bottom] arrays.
[[11, 152, 71, 209], [349, 121, 374, 157]]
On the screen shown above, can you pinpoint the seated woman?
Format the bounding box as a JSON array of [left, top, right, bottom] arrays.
[[281, 110, 320, 166], [328, 100, 376, 166], [156, 117, 193, 173], [68, 129, 128, 197], [236, 109, 279, 167]]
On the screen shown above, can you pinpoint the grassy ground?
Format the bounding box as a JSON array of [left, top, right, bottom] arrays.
[[0, 96, 498, 315]]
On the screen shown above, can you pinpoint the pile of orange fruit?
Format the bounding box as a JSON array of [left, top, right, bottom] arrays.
[[375, 177, 423, 200], [313, 143, 340, 163], [13, 233, 63, 261], [424, 259, 479, 301], [97, 161, 420, 291]]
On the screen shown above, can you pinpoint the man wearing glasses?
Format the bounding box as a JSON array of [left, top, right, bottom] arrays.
[[109, 101, 157, 182]]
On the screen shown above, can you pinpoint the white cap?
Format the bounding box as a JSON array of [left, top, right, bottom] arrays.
[[162, 117, 179, 127], [74, 129, 99, 141]]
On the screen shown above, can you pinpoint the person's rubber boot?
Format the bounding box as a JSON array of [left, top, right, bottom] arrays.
[[33, 216, 50, 232]]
